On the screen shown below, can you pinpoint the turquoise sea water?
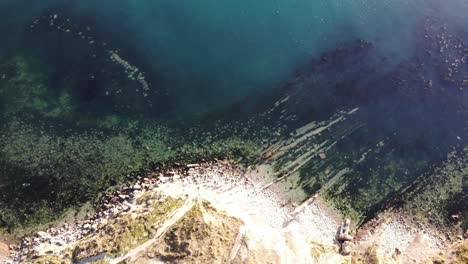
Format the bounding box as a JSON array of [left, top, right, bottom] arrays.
[[2, 0, 467, 116], [62, 0, 459, 114]]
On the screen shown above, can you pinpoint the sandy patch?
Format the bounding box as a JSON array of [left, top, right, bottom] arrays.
[[0, 241, 9, 263]]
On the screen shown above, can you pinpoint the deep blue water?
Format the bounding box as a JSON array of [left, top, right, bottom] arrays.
[[2, 0, 467, 117]]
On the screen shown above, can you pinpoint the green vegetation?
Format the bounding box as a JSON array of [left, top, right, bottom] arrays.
[[24, 255, 71, 264], [141, 200, 241, 264], [72, 197, 184, 261], [21, 199, 242, 264], [401, 150, 468, 230]]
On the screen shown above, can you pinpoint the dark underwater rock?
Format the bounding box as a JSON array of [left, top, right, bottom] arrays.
[[23, 7, 161, 120]]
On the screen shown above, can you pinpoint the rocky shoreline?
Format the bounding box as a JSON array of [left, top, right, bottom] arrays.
[[3, 160, 340, 263], [2, 160, 466, 264], [4, 160, 236, 263]]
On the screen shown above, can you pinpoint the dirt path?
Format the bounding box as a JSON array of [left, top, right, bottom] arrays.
[[229, 226, 247, 262], [111, 199, 195, 264]]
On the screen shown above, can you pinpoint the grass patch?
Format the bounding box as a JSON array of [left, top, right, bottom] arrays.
[[72, 197, 184, 261]]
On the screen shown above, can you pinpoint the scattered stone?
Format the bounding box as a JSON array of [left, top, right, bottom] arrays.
[[451, 213, 461, 221], [36, 231, 47, 238]]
